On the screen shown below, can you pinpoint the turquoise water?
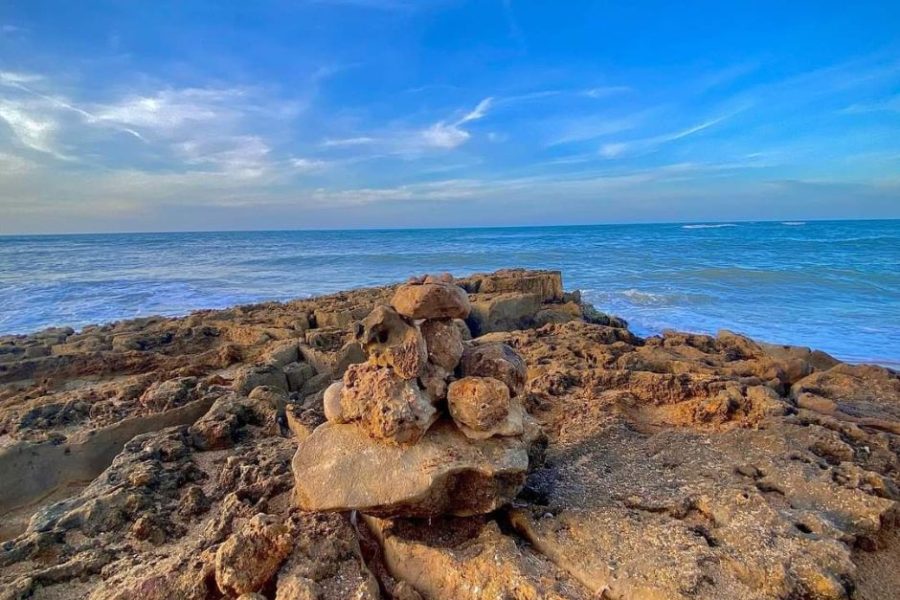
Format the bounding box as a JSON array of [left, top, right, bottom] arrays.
[[1, 220, 898, 365]]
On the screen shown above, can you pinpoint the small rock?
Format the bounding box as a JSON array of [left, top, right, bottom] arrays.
[[459, 343, 527, 397], [421, 319, 464, 371], [323, 381, 344, 423], [448, 377, 524, 440]]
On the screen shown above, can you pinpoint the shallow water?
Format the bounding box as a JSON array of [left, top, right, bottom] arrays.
[[1, 220, 898, 365]]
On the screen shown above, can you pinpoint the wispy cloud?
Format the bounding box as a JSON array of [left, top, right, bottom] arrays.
[[600, 109, 746, 158], [421, 96, 493, 149], [0, 98, 63, 157]]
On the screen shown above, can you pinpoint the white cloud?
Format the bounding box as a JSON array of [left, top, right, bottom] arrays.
[[421, 121, 470, 149], [0, 99, 61, 156], [290, 157, 328, 171], [321, 136, 376, 147], [583, 86, 632, 98], [0, 71, 42, 85], [420, 96, 493, 149], [93, 88, 246, 133]]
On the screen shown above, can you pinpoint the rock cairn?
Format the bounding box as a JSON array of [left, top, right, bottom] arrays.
[[292, 274, 537, 517]]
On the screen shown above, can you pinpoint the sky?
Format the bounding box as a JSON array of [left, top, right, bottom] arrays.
[[1, 1, 899, 234]]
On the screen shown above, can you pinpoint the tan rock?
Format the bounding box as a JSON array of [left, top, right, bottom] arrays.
[[418, 361, 450, 403], [391, 282, 471, 320], [461, 269, 563, 302], [466, 292, 543, 335], [292, 420, 529, 517], [356, 305, 427, 379], [459, 342, 527, 396], [339, 363, 437, 443], [215, 513, 294, 596], [233, 364, 288, 395], [365, 516, 590, 600], [323, 381, 343, 423], [420, 318, 464, 371], [448, 376, 524, 439]]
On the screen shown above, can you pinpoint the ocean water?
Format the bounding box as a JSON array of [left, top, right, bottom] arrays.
[[1, 220, 898, 366]]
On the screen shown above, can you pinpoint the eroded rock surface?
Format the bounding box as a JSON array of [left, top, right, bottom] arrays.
[[0, 269, 897, 600]]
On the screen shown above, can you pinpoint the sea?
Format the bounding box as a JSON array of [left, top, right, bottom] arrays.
[[1, 220, 898, 366]]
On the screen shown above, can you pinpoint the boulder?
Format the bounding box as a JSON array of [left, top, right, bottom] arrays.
[[466, 292, 542, 336], [283, 361, 315, 392], [292, 420, 529, 517], [534, 301, 584, 327], [391, 283, 471, 320], [447, 376, 524, 440], [420, 319, 464, 371], [338, 363, 437, 444], [459, 343, 527, 397], [299, 341, 365, 378], [355, 305, 427, 379]]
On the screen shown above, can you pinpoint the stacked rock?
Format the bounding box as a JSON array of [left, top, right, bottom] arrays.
[[291, 274, 536, 518]]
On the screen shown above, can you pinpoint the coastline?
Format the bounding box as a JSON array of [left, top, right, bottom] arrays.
[[1, 269, 898, 599]]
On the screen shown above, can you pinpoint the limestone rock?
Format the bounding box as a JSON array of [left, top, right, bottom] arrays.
[[215, 513, 294, 596], [466, 292, 543, 335], [292, 420, 529, 517], [461, 269, 563, 302], [418, 362, 450, 403], [448, 376, 524, 439], [323, 381, 343, 423], [284, 361, 315, 392], [391, 282, 471, 320], [234, 364, 288, 395], [356, 305, 427, 379], [459, 342, 527, 396], [420, 318, 464, 371], [338, 362, 437, 443]]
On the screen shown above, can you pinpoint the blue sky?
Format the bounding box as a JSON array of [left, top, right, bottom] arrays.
[[1, 1, 899, 233]]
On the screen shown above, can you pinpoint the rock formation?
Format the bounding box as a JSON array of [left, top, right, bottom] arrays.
[[0, 269, 897, 600], [292, 275, 537, 517]]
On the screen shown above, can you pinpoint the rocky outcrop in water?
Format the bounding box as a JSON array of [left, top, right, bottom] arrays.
[[0, 269, 898, 600]]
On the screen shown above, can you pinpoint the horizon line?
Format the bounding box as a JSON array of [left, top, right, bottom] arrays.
[[2, 216, 899, 238]]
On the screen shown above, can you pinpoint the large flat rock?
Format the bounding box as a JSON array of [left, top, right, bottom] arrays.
[[292, 419, 529, 517]]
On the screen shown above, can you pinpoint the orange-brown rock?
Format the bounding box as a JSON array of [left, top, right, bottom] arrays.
[[356, 304, 427, 379], [337, 362, 437, 443], [459, 342, 527, 396], [420, 318, 464, 371], [447, 376, 524, 440]]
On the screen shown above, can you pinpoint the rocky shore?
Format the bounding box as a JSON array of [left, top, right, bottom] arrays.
[[0, 269, 897, 600]]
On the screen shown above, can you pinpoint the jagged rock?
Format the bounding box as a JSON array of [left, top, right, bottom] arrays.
[[581, 302, 629, 328], [391, 282, 471, 320], [292, 420, 529, 517], [447, 376, 524, 440], [234, 364, 288, 395], [420, 318, 464, 371], [466, 292, 543, 335], [189, 394, 257, 450], [534, 301, 584, 326], [337, 362, 437, 443], [356, 305, 427, 379], [139, 377, 197, 412], [459, 342, 527, 396], [299, 341, 365, 378], [263, 340, 300, 367], [284, 361, 315, 391], [274, 512, 380, 600], [365, 516, 590, 600], [215, 513, 294, 596]]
